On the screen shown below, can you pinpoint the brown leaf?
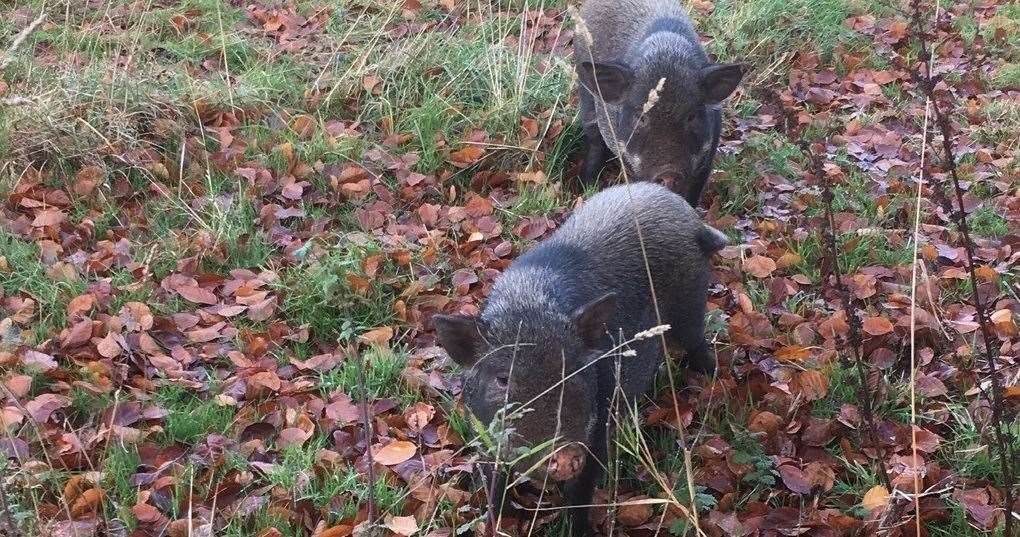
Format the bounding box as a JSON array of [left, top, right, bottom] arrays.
[[6, 375, 33, 398], [96, 332, 123, 358], [32, 209, 66, 227], [62, 320, 94, 348], [617, 499, 653, 526], [66, 294, 96, 320], [325, 394, 361, 425], [22, 350, 57, 371], [25, 394, 71, 423], [862, 485, 890, 511], [248, 371, 282, 393], [278, 427, 311, 449], [359, 326, 393, 346], [744, 255, 777, 278], [71, 487, 105, 518], [373, 440, 416, 465], [384, 515, 419, 536], [176, 285, 218, 305], [132, 502, 162, 523], [778, 464, 812, 494], [862, 316, 894, 336], [403, 402, 435, 433]]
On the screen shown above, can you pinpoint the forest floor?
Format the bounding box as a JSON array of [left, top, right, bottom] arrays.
[[0, 0, 1018, 536]]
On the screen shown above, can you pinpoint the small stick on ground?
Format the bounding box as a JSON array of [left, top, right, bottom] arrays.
[[809, 141, 894, 492], [0, 459, 19, 537], [904, 2, 1016, 533], [0, 12, 47, 71], [356, 348, 378, 524]]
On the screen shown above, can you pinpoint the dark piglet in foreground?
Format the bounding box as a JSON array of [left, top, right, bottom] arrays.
[[433, 183, 727, 535], [574, 0, 744, 204]]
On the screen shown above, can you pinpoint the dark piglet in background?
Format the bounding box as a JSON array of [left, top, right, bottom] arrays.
[[574, 0, 744, 204], [433, 183, 727, 535]]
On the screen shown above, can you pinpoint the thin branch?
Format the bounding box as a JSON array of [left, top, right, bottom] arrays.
[[905, 1, 1016, 534], [0, 459, 19, 537], [810, 142, 893, 491], [356, 348, 378, 524], [0, 12, 47, 71], [750, 84, 893, 491]]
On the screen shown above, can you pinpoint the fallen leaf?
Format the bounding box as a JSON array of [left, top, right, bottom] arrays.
[[862, 316, 894, 336], [176, 285, 219, 305], [744, 255, 777, 278], [617, 499, 653, 526], [862, 485, 890, 511], [32, 209, 66, 227], [373, 440, 416, 465], [385, 515, 419, 536], [359, 326, 394, 346]]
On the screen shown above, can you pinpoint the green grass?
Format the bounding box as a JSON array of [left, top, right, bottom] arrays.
[[966, 206, 1010, 238], [0, 229, 87, 340], [317, 346, 416, 403], [155, 385, 236, 446], [703, 0, 886, 74], [276, 237, 398, 341]]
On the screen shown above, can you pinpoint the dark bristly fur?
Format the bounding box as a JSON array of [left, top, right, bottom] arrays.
[[433, 183, 727, 535], [574, 0, 744, 205]]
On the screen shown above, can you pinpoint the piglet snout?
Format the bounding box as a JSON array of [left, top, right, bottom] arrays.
[[546, 443, 586, 481]]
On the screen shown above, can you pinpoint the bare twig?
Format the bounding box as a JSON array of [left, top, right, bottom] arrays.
[[751, 84, 893, 491], [905, 2, 1016, 534], [0, 458, 19, 536], [0, 12, 47, 71], [810, 142, 893, 491], [356, 348, 378, 524]]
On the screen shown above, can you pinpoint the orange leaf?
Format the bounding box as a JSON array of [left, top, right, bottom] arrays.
[[798, 369, 828, 401], [71, 487, 105, 518], [373, 440, 416, 465], [290, 114, 316, 140], [775, 345, 810, 361], [862, 485, 890, 511], [176, 285, 218, 305], [617, 499, 653, 527], [132, 502, 162, 523], [359, 326, 393, 346], [317, 525, 353, 537], [32, 209, 66, 227], [862, 316, 894, 336], [776, 251, 802, 269], [974, 265, 998, 282], [448, 145, 485, 167], [744, 255, 777, 278], [384, 514, 419, 536]]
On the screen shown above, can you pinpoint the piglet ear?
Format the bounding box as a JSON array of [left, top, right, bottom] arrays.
[[701, 62, 745, 103], [579, 61, 634, 103], [433, 315, 484, 367], [571, 292, 618, 347]]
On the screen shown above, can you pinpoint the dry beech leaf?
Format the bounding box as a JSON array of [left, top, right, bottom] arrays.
[[359, 326, 394, 346], [744, 255, 777, 278], [862, 485, 890, 511], [373, 440, 417, 465], [384, 515, 419, 536], [862, 316, 894, 336]]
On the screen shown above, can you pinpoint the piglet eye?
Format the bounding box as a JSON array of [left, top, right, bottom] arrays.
[[495, 375, 509, 389]]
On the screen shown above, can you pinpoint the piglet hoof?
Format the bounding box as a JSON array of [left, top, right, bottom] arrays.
[[547, 443, 587, 482]]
